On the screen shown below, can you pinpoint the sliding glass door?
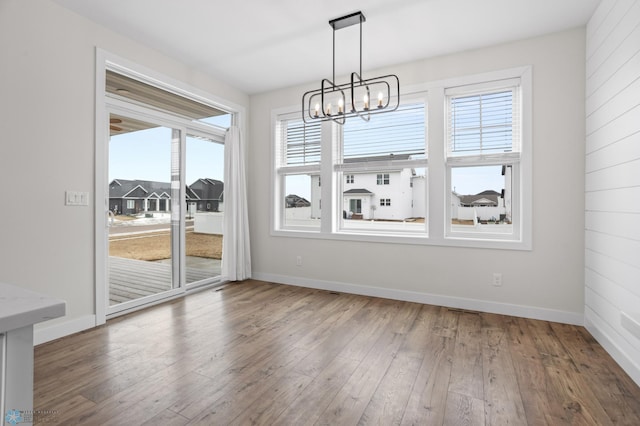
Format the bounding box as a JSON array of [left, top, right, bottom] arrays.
[[106, 112, 229, 315], [184, 134, 225, 286], [100, 64, 233, 318], [107, 116, 180, 308]]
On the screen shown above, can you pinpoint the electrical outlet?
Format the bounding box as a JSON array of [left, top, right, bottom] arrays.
[[492, 272, 503, 287], [296, 256, 302, 266]]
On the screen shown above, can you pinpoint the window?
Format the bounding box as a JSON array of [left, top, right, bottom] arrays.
[[273, 66, 531, 249], [339, 100, 427, 233], [126, 200, 135, 209], [445, 77, 523, 241], [376, 174, 390, 185], [274, 113, 321, 230]]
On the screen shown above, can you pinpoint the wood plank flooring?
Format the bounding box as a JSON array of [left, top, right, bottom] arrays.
[[33, 280, 640, 425]]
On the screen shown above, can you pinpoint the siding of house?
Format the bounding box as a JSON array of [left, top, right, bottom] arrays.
[[343, 170, 414, 220], [410, 175, 425, 218], [584, 0, 640, 385], [311, 169, 424, 221]]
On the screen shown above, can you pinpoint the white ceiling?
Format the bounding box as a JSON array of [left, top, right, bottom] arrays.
[[52, 0, 600, 95]]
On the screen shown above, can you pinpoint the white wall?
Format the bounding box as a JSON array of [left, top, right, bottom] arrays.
[[0, 0, 249, 340], [584, 0, 640, 385], [249, 28, 586, 323]]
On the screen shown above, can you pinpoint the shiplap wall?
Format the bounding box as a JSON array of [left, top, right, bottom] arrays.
[[585, 0, 640, 385]]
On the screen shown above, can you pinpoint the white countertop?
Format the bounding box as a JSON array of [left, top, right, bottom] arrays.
[[0, 283, 66, 333]]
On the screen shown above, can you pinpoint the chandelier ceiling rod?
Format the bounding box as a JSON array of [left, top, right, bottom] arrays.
[[330, 11, 365, 85]]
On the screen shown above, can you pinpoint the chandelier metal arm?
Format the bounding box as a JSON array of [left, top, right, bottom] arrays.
[[302, 74, 399, 123]]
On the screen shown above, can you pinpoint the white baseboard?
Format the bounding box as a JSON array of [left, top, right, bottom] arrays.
[[254, 272, 584, 326], [585, 314, 640, 387], [33, 314, 96, 345]]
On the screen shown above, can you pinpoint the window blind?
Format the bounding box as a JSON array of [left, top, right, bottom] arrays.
[[284, 119, 321, 165], [343, 102, 425, 161], [447, 89, 519, 156]]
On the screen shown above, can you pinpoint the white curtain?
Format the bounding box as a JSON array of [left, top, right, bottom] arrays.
[[222, 126, 252, 281]]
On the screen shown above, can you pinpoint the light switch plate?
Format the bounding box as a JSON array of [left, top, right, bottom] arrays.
[[65, 191, 89, 206]]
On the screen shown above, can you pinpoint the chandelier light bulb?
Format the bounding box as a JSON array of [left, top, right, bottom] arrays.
[[363, 94, 369, 110], [378, 92, 384, 108]]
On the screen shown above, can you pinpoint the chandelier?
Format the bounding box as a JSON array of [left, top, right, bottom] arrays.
[[302, 11, 400, 125]]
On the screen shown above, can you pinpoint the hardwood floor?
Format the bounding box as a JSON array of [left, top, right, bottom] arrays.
[[34, 280, 640, 425]]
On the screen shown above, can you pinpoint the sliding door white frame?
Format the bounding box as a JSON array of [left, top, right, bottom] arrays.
[[95, 48, 245, 325]]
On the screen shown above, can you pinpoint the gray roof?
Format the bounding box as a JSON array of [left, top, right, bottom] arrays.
[[189, 178, 224, 201], [285, 194, 310, 207], [344, 188, 373, 195], [459, 190, 500, 206], [109, 179, 172, 199], [186, 186, 199, 200], [109, 178, 223, 201]]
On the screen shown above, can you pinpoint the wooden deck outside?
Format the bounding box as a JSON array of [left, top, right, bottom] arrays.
[[109, 256, 220, 305]]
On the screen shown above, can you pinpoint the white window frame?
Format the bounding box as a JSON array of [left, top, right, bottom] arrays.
[[444, 78, 524, 243], [336, 93, 428, 235], [271, 66, 531, 250], [432, 66, 532, 249], [272, 110, 324, 233]]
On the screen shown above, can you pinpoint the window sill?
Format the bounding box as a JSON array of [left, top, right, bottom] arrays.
[[271, 228, 531, 251]]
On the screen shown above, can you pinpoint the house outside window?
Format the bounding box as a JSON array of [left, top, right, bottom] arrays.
[[339, 100, 426, 230], [380, 198, 391, 206], [346, 174, 354, 184]]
